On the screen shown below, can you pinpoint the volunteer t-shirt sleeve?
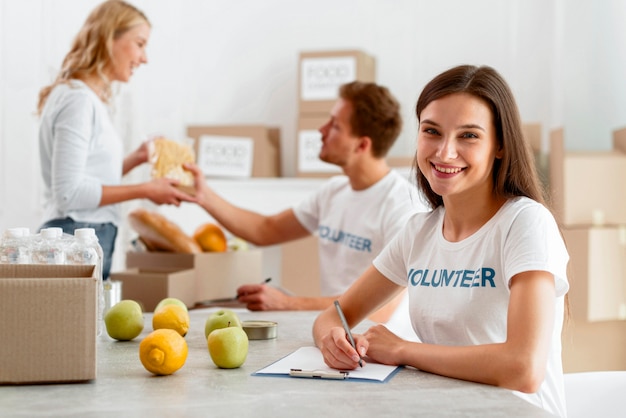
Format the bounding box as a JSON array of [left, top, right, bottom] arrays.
[[503, 204, 569, 297], [380, 181, 422, 243], [292, 188, 322, 233]]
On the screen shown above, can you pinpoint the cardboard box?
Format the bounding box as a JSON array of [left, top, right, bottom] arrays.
[[280, 236, 320, 297], [296, 116, 342, 178], [562, 226, 626, 322], [125, 250, 263, 303], [0, 265, 97, 384], [550, 129, 626, 226], [522, 123, 542, 154], [298, 50, 376, 115], [187, 125, 281, 178], [613, 126, 626, 153], [109, 268, 196, 312]]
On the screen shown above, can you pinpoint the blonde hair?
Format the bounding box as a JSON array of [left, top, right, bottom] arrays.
[[37, 0, 149, 114]]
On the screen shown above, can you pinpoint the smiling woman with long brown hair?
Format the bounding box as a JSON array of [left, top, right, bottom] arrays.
[[313, 65, 570, 417]]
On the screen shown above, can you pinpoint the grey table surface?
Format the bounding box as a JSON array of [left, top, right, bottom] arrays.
[[0, 308, 554, 417]]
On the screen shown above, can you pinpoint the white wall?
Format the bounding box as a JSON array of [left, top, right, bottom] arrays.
[[0, 0, 623, 246]]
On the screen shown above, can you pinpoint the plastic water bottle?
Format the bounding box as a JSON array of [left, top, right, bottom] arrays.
[[0, 227, 32, 264], [31, 227, 66, 265], [67, 228, 105, 336]]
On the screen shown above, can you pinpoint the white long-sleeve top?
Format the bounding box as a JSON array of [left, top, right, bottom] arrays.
[[39, 79, 123, 225]]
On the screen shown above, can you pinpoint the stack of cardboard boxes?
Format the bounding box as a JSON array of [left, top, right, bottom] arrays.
[[296, 50, 376, 177], [551, 127, 626, 371]]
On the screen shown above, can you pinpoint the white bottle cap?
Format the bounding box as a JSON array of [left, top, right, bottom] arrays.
[[75, 228, 96, 238], [6, 228, 24, 238]]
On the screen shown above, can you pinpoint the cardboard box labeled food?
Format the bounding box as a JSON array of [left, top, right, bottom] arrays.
[[299, 50, 376, 115], [109, 268, 196, 312], [296, 116, 342, 178], [187, 125, 280, 178], [125, 250, 263, 303], [0, 264, 97, 384]]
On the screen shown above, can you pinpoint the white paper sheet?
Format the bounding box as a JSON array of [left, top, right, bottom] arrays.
[[253, 346, 401, 383]]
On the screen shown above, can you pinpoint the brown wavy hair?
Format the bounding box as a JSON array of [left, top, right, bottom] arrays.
[[339, 81, 402, 158], [37, 0, 149, 114]]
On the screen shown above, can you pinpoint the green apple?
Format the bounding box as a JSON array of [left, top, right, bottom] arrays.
[[228, 237, 249, 251], [154, 297, 188, 313], [207, 325, 249, 368], [204, 309, 242, 338], [104, 300, 144, 341]]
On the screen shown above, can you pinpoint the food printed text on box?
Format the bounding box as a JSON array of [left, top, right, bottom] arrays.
[[198, 135, 254, 178], [300, 57, 357, 101], [298, 130, 342, 173]]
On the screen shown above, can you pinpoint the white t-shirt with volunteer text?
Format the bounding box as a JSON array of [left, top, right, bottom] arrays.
[[373, 196, 569, 417], [293, 170, 426, 296]]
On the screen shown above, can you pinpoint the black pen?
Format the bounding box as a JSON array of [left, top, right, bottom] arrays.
[[236, 277, 272, 299], [196, 277, 272, 305], [333, 300, 363, 367]]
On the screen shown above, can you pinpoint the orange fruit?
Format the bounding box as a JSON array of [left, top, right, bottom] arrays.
[[193, 223, 227, 252], [152, 304, 190, 337], [139, 329, 188, 375]]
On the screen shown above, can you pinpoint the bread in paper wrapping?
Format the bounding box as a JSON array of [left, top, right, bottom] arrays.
[[128, 208, 201, 253], [149, 137, 196, 194]]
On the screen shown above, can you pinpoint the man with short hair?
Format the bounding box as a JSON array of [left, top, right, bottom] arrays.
[[188, 81, 427, 323]]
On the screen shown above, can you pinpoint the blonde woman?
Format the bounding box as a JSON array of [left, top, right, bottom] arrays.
[[37, 0, 193, 278]]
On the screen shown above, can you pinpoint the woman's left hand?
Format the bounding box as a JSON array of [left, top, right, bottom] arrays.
[[362, 324, 405, 366], [123, 139, 152, 175], [132, 139, 151, 165]]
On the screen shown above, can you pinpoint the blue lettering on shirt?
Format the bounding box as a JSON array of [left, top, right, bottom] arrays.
[[318, 225, 372, 252], [407, 268, 497, 288]]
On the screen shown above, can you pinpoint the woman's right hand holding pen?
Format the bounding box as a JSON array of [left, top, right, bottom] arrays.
[[319, 326, 368, 370]]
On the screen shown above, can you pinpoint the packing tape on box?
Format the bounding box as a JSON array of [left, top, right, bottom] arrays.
[[242, 320, 278, 340]]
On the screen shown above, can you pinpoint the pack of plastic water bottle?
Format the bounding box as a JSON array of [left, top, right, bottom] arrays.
[[0, 226, 105, 335]]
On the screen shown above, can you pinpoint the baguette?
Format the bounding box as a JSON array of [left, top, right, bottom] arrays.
[[128, 208, 201, 254]]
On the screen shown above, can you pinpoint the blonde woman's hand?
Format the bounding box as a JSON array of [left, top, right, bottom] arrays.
[[144, 178, 195, 206]]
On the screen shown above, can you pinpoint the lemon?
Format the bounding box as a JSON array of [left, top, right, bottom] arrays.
[[154, 297, 188, 313], [152, 304, 190, 337], [139, 329, 188, 375]]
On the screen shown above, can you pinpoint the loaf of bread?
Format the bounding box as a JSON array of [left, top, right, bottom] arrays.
[[149, 137, 195, 193], [128, 208, 201, 254]]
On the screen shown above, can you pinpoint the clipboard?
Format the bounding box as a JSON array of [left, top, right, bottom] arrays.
[[252, 346, 401, 383]]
